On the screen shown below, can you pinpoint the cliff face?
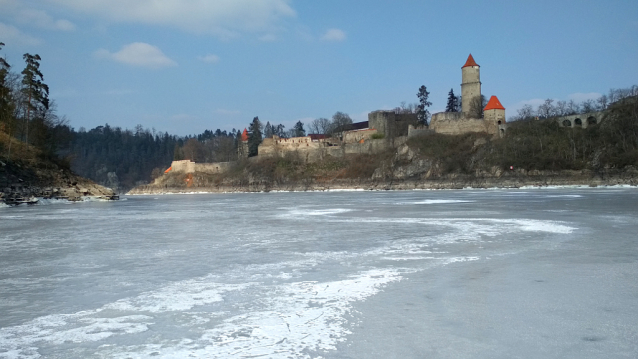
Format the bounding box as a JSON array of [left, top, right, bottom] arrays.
[[1, 159, 117, 205]]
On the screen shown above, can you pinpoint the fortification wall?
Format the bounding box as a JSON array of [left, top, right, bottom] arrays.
[[429, 113, 489, 135], [344, 139, 391, 155], [343, 128, 378, 143], [408, 125, 434, 138], [171, 160, 232, 174], [368, 111, 392, 137], [368, 111, 418, 138]]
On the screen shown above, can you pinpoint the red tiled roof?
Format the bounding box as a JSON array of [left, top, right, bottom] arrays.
[[462, 54, 479, 68], [484, 96, 505, 111], [241, 128, 248, 141]]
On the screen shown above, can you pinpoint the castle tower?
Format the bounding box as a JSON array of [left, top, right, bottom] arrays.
[[483, 95, 506, 137], [461, 54, 481, 115]]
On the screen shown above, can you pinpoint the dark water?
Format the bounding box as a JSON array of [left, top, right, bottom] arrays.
[[0, 188, 636, 358]]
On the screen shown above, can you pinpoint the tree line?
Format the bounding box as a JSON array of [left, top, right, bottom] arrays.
[[511, 86, 638, 121], [0, 42, 69, 163]]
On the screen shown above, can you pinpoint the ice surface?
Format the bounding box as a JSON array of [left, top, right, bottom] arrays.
[[1, 188, 637, 358]]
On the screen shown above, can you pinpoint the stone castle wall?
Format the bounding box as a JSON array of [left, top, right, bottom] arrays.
[[171, 160, 232, 174], [430, 113, 491, 135], [343, 128, 378, 143], [407, 125, 434, 138], [368, 111, 418, 139]]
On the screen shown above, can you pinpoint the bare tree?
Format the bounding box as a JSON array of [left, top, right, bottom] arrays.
[[596, 94, 608, 111], [468, 95, 486, 119], [513, 104, 534, 121], [537, 99, 556, 119], [329, 111, 353, 135], [566, 100, 580, 115], [308, 117, 331, 134], [581, 99, 596, 113], [394, 101, 418, 114], [555, 100, 568, 117]]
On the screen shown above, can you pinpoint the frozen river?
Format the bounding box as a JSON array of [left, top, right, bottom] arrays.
[[0, 188, 637, 358]]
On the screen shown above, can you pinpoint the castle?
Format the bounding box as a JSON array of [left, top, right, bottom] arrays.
[[167, 55, 509, 173], [429, 54, 507, 138]]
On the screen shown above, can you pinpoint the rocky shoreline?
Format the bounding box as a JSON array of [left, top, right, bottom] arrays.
[[127, 168, 638, 195], [0, 159, 118, 206]]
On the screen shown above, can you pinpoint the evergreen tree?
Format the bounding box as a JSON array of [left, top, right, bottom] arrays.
[[416, 85, 432, 125], [273, 123, 286, 138], [292, 121, 306, 137], [264, 121, 274, 138], [248, 116, 262, 157], [21, 53, 49, 145], [0, 42, 16, 155], [445, 88, 459, 112]]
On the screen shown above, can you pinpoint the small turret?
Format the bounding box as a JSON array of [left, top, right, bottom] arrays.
[[483, 95, 506, 137], [238, 128, 249, 158]]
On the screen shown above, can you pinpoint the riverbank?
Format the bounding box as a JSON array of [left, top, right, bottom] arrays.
[[0, 158, 118, 205], [128, 168, 637, 195]]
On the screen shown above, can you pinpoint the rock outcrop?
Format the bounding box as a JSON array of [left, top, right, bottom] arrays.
[[0, 159, 117, 205]]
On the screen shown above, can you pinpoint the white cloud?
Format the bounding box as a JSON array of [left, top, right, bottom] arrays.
[[48, 0, 296, 39], [0, 22, 41, 46], [95, 43, 177, 69], [15, 8, 76, 31], [567, 92, 602, 102], [197, 54, 220, 64], [321, 28, 346, 42], [0, 0, 75, 31]]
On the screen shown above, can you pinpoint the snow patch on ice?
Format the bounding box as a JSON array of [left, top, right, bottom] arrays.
[[286, 208, 353, 216], [0, 276, 252, 359], [95, 269, 405, 359], [104, 276, 251, 313], [397, 199, 474, 205]]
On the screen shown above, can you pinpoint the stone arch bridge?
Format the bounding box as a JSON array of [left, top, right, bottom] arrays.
[[556, 111, 604, 129]]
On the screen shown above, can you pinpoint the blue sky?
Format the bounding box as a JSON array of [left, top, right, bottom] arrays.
[[1, 0, 637, 136]]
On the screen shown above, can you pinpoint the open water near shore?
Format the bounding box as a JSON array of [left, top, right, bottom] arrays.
[[0, 188, 637, 358]]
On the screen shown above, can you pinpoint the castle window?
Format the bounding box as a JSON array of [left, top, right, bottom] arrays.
[[562, 120, 572, 127], [587, 117, 597, 125], [574, 118, 582, 127], [497, 120, 502, 125]]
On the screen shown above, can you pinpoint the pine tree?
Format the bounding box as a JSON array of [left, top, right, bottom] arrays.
[[292, 121, 306, 137], [0, 43, 15, 139], [21, 53, 49, 145], [445, 88, 459, 112], [416, 85, 432, 125], [264, 121, 274, 138], [248, 116, 262, 157]]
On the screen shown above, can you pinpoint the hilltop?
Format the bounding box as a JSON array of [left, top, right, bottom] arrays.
[[129, 102, 638, 194]]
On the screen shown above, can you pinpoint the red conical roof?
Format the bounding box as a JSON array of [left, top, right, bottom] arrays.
[[484, 96, 505, 111], [241, 128, 249, 141], [462, 54, 479, 68]]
